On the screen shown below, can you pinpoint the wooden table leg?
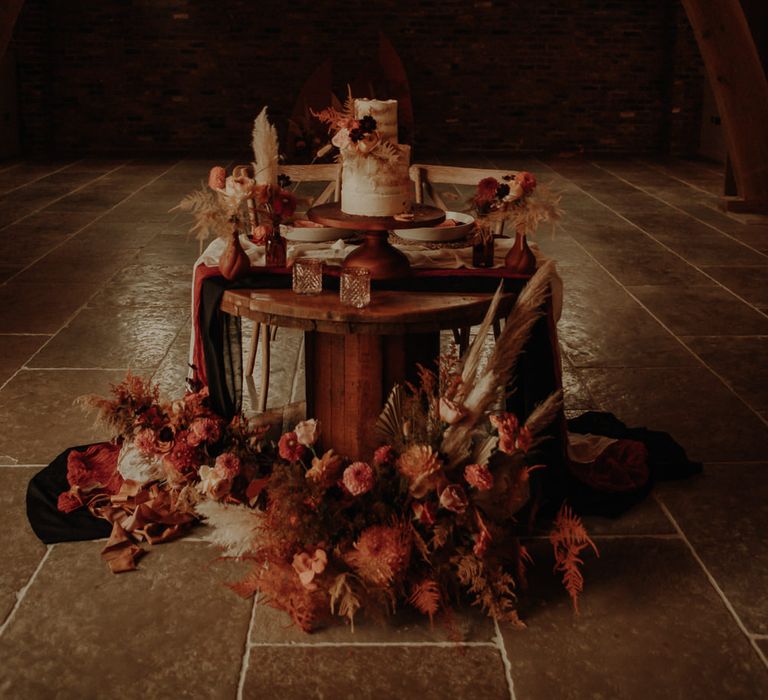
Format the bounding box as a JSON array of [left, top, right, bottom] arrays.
[[305, 331, 440, 461]]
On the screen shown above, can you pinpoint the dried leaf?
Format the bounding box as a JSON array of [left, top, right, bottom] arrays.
[[408, 579, 441, 623]]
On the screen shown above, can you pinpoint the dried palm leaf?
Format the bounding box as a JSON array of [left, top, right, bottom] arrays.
[[375, 384, 405, 446]]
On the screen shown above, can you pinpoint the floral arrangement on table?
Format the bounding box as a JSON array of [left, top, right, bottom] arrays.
[[62, 263, 596, 632], [471, 172, 562, 237], [312, 91, 404, 168], [175, 107, 297, 246]]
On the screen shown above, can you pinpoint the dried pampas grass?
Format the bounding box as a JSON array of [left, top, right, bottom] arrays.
[[195, 500, 261, 557], [252, 107, 279, 185]]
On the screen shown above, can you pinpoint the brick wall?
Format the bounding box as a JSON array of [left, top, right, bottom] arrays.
[[12, 0, 704, 157]]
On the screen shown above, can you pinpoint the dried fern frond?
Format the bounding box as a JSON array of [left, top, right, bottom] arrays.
[[252, 106, 279, 185], [408, 579, 441, 623], [175, 186, 236, 241], [329, 573, 362, 632], [549, 504, 599, 614]]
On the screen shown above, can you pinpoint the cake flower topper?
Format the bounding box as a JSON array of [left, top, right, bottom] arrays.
[[312, 91, 403, 166]]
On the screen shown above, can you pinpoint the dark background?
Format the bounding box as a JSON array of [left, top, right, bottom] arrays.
[[7, 0, 709, 158]]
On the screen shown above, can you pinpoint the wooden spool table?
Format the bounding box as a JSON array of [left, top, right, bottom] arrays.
[[221, 288, 515, 460]]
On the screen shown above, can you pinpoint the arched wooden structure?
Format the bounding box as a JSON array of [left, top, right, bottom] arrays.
[[681, 0, 768, 212]]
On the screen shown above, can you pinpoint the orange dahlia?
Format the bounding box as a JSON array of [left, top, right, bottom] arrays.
[[346, 524, 412, 586]]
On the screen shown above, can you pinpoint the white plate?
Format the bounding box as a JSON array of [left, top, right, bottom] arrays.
[[396, 211, 475, 242], [281, 221, 354, 243]]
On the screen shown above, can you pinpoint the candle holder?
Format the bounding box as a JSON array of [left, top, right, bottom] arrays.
[[292, 258, 323, 295], [340, 267, 371, 308]]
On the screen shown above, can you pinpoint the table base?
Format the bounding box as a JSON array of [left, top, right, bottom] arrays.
[[305, 330, 440, 460]]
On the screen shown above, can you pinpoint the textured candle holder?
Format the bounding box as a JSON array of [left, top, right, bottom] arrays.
[[292, 258, 323, 295], [340, 267, 371, 308]]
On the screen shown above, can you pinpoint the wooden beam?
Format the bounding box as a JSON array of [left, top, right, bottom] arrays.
[[681, 0, 768, 212], [0, 0, 25, 62]]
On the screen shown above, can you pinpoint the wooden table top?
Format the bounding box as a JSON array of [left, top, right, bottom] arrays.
[[221, 288, 514, 335]]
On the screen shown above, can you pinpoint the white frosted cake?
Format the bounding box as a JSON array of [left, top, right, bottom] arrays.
[[340, 99, 411, 217]]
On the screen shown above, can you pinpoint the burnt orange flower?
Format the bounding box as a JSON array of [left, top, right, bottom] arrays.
[[396, 444, 444, 498], [278, 432, 307, 462], [346, 524, 412, 586], [305, 449, 344, 488]]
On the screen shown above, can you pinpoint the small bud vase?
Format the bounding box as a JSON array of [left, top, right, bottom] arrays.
[[504, 227, 537, 275]]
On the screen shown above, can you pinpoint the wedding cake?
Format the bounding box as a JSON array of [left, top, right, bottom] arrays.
[[337, 99, 411, 217]]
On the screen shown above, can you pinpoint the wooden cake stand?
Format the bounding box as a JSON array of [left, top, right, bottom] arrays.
[[306, 202, 445, 279]]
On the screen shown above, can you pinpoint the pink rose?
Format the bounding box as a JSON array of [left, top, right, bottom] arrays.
[[208, 166, 227, 190], [373, 445, 396, 467], [292, 548, 328, 591], [214, 452, 241, 478], [342, 461, 375, 496], [439, 484, 468, 514], [278, 432, 307, 462], [294, 419, 320, 447], [515, 171, 537, 195], [464, 463, 494, 491], [332, 128, 351, 150], [187, 417, 223, 446], [411, 500, 437, 527]]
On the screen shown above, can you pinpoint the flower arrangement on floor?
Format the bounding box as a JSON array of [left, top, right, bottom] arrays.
[[62, 263, 596, 632]]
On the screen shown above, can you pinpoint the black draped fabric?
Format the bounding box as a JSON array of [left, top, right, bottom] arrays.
[[27, 445, 113, 543], [564, 411, 703, 518]]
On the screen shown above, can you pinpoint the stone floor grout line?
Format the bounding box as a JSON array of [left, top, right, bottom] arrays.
[[0, 159, 83, 198], [654, 494, 768, 670], [1, 157, 183, 288], [0, 464, 47, 468], [0, 160, 183, 395], [523, 533, 680, 541], [634, 159, 729, 203], [563, 222, 768, 428], [246, 641, 500, 648], [564, 166, 768, 321], [0, 545, 54, 638], [20, 366, 145, 372], [752, 633, 768, 640], [149, 313, 192, 390], [0, 160, 128, 241], [0, 332, 53, 337], [236, 594, 260, 700], [590, 161, 768, 261], [493, 617, 518, 700]]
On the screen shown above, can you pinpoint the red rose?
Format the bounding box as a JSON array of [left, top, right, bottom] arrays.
[[272, 190, 297, 218], [464, 463, 494, 491], [373, 445, 396, 467], [278, 431, 307, 462], [476, 177, 500, 203]]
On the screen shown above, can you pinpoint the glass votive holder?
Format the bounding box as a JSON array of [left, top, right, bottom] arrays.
[[340, 267, 371, 308], [292, 257, 323, 295]]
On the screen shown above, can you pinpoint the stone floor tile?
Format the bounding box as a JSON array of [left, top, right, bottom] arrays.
[[0, 265, 20, 283], [9, 237, 140, 286], [657, 463, 768, 634], [135, 233, 202, 266], [0, 467, 47, 623], [561, 363, 595, 410], [0, 335, 48, 385], [151, 322, 193, 399], [0, 369, 125, 464], [578, 498, 676, 536], [557, 268, 695, 368], [29, 305, 189, 370], [249, 599, 495, 644], [580, 367, 768, 462], [0, 542, 252, 700], [700, 265, 768, 308], [0, 281, 99, 333], [683, 336, 768, 411], [628, 285, 768, 336], [242, 645, 509, 700], [585, 246, 712, 287], [90, 263, 192, 308], [501, 539, 768, 699], [75, 221, 167, 250], [648, 228, 766, 266]]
